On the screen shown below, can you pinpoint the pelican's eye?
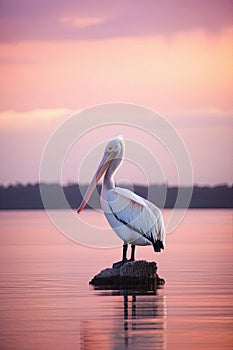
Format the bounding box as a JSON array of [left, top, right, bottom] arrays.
[[107, 146, 113, 153]]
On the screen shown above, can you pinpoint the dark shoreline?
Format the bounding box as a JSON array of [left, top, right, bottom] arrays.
[[0, 183, 232, 209]]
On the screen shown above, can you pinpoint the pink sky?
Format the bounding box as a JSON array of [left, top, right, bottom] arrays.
[[0, 0, 232, 186]]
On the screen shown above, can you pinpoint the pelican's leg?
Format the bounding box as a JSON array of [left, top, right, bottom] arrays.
[[123, 244, 128, 262], [113, 244, 128, 268], [130, 245, 135, 261]]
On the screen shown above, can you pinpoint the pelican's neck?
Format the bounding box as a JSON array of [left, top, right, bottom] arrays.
[[104, 170, 115, 190], [103, 157, 122, 191], [102, 138, 125, 193]]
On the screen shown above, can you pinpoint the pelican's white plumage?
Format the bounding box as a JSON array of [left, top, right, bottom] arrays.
[[102, 187, 165, 246], [78, 135, 165, 263]]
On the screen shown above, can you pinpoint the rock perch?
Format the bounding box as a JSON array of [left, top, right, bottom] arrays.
[[89, 260, 165, 290]]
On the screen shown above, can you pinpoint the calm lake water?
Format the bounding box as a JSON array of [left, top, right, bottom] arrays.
[[0, 209, 232, 350]]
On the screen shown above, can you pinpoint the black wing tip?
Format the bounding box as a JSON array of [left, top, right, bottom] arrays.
[[153, 240, 164, 252]]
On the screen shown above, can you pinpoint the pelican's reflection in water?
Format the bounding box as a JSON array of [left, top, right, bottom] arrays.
[[122, 292, 167, 349], [80, 288, 167, 350]]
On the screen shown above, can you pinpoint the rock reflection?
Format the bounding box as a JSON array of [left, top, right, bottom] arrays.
[[80, 288, 167, 350]]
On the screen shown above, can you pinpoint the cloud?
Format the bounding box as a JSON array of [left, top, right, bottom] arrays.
[[166, 109, 233, 129], [0, 109, 73, 130], [0, 57, 39, 65], [0, 0, 232, 42], [60, 16, 108, 29]]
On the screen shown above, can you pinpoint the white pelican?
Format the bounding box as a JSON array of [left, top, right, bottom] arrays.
[[77, 136, 165, 266]]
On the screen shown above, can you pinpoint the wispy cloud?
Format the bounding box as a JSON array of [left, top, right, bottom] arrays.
[[0, 57, 40, 65], [166, 109, 233, 128], [60, 16, 108, 29], [0, 109, 72, 130], [0, 0, 232, 42]]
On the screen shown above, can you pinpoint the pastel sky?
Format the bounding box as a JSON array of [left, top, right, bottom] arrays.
[[0, 0, 232, 186]]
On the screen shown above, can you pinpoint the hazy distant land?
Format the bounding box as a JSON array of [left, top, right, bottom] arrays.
[[0, 183, 232, 209]]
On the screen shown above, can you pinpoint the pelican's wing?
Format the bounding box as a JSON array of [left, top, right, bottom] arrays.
[[107, 187, 165, 250]]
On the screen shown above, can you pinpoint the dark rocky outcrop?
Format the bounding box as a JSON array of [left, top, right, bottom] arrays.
[[89, 260, 165, 290]]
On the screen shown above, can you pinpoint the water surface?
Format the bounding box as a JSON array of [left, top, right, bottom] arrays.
[[0, 210, 232, 349]]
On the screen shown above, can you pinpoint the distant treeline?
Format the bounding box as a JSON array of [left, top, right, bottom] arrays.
[[0, 183, 232, 209]]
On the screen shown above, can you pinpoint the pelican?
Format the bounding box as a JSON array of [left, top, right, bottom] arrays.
[[77, 136, 165, 265]]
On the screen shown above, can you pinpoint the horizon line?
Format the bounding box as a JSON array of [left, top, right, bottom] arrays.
[[1, 182, 232, 189]]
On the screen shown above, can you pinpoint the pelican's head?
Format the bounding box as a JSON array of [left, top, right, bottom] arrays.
[[77, 135, 124, 213], [104, 135, 124, 158]]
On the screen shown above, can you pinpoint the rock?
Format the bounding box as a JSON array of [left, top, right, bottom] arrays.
[[89, 260, 165, 290]]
